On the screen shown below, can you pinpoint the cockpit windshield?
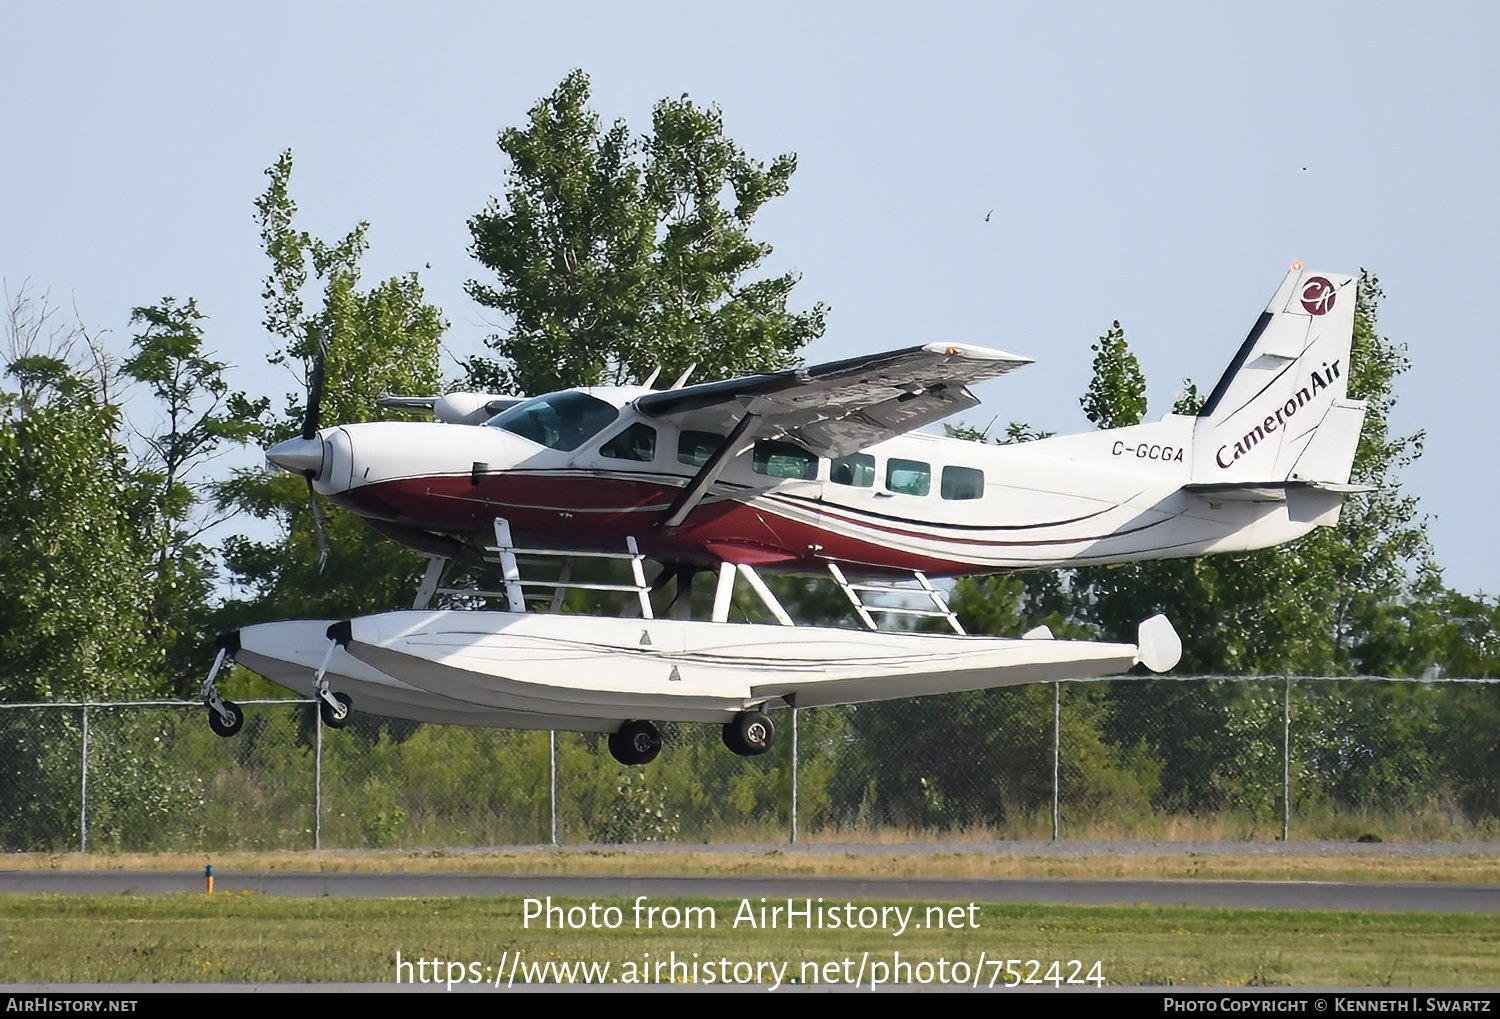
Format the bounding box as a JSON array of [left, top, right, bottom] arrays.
[[485, 391, 620, 452]]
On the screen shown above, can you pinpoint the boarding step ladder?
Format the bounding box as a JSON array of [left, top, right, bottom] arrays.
[[826, 563, 966, 635], [437, 519, 655, 618]]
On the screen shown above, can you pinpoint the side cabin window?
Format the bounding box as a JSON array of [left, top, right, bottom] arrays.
[[752, 439, 818, 480], [830, 453, 875, 487], [886, 458, 931, 496], [487, 392, 619, 452], [678, 430, 724, 468], [941, 465, 985, 500], [599, 422, 657, 462]]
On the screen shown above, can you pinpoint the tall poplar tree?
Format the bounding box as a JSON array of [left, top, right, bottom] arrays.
[[466, 70, 826, 396], [216, 152, 447, 625], [1079, 320, 1147, 429]]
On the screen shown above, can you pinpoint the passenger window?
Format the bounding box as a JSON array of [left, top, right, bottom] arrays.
[[752, 440, 818, 480], [599, 422, 657, 462], [678, 430, 724, 468], [830, 453, 875, 487], [886, 458, 931, 496], [941, 465, 985, 500]]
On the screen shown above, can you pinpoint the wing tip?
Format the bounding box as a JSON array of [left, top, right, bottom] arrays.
[[921, 341, 1033, 366]]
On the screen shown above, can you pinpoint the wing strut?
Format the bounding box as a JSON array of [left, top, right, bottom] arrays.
[[660, 411, 760, 528], [707, 560, 794, 626]]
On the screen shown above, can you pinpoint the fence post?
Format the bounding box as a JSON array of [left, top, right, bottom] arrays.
[[1052, 682, 1061, 842], [790, 707, 799, 845], [79, 705, 89, 854], [550, 730, 558, 846], [314, 708, 323, 850], [1282, 676, 1292, 843]]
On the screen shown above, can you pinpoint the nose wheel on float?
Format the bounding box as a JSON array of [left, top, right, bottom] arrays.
[[319, 691, 353, 729], [198, 630, 356, 738], [200, 641, 245, 738], [207, 696, 244, 738]]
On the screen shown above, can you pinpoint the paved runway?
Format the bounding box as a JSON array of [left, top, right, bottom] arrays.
[[2, 870, 1496, 912]]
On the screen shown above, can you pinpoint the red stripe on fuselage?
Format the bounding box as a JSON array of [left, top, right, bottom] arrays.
[[331, 471, 1176, 576], [331, 472, 976, 575]]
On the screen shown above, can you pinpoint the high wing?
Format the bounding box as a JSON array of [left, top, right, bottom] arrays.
[[633, 342, 1032, 458]]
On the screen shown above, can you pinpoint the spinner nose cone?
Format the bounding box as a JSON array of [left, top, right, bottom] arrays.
[[265, 436, 326, 479]]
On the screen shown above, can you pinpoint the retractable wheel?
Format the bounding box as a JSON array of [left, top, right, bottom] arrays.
[[722, 710, 774, 757], [608, 719, 662, 766]]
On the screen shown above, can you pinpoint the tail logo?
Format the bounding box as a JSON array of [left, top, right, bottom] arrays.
[[1213, 359, 1342, 469], [1300, 276, 1337, 316]]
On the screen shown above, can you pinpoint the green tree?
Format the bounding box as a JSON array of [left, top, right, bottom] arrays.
[[466, 70, 826, 396], [1172, 379, 1204, 415], [1072, 274, 1448, 818], [122, 297, 266, 691], [1082, 272, 1437, 674], [1321, 272, 1442, 669], [0, 289, 155, 700], [216, 151, 447, 625], [1079, 320, 1147, 429], [939, 274, 1452, 819]]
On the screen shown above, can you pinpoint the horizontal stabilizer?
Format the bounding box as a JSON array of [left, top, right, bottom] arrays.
[[1183, 479, 1374, 502], [1302, 480, 1375, 494], [1181, 483, 1292, 503]]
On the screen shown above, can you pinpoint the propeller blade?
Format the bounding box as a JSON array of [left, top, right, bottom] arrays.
[[307, 476, 329, 572], [302, 348, 326, 441]]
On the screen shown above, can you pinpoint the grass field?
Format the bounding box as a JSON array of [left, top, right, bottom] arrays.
[[1, 893, 1497, 987], [3, 847, 1497, 988]]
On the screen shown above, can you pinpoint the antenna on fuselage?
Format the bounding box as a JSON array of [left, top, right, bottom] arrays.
[[640, 366, 661, 388], [668, 363, 697, 390]]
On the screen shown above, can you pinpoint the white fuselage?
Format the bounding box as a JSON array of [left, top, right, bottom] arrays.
[[306, 398, 1335, 576]]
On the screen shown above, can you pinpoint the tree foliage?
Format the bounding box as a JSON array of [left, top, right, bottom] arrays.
[[122, 297, 267, 689], [252, 151, 446, 435], [466, 70, 826, 395], [1079, 320, 1147, 429], [931, 275, 1485, 823], [1080, 272, 1439, 676], [216, 151, 447, 625], [0, 290, 155, 699]]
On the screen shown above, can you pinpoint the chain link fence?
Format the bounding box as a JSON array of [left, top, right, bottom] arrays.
[[2, 677, 1497, 852]]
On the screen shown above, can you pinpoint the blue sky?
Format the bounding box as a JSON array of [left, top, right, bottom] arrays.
[[3, 1, 1494, 592]]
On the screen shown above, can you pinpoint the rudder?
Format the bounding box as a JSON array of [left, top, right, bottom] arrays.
[[1191, 268, 1366, 486]]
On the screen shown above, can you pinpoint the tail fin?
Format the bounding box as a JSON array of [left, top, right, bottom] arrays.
[[1190, 268, 1367, 487]]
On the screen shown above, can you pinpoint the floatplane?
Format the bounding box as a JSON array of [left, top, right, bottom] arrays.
[[202, 266, 1365, 764]]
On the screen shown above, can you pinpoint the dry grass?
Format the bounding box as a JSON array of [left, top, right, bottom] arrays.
[[5, 844, 1499, 884]]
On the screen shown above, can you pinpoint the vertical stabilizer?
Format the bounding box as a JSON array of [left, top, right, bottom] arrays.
[[1191, 268, 1366, 486]]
